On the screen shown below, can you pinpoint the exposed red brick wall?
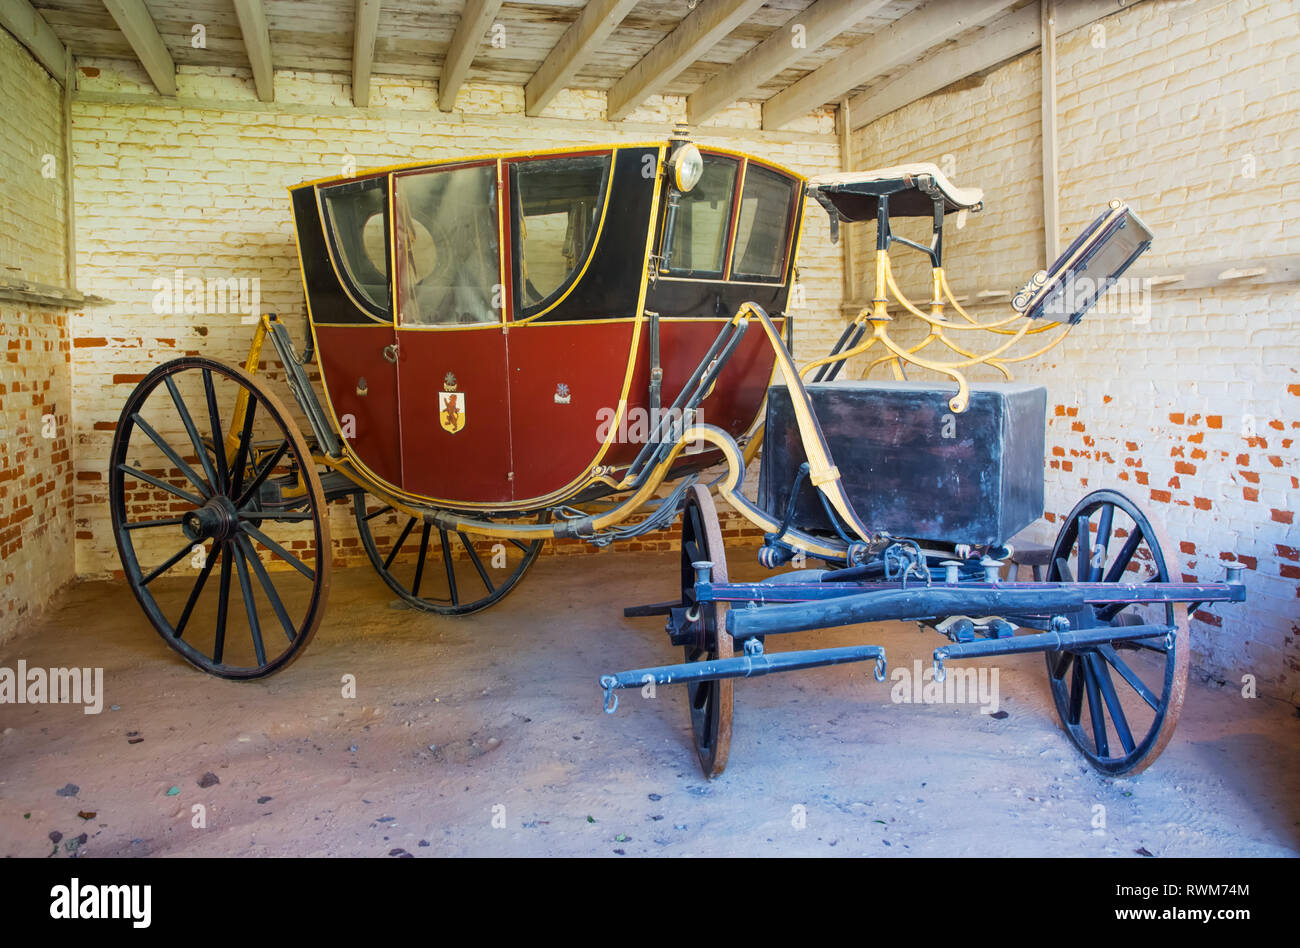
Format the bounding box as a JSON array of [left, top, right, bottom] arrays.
[[0, 305, 77, 640]]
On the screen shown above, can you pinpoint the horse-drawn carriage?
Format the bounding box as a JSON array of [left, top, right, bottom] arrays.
[[109, 131, 1244, 777]]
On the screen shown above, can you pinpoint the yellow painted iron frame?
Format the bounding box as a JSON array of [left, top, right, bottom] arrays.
[[797, 247, 1077, 413]]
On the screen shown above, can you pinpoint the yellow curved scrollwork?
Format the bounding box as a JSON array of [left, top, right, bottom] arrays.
[[799, 249, 1080, 412]]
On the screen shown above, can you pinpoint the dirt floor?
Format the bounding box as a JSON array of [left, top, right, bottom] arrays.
[[1, 548, 1297, 858]]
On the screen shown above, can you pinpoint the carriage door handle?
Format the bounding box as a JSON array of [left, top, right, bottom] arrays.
[[382, 343, 399, 363]]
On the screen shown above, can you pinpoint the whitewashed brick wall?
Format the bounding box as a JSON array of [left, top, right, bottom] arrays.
[[0, 29, 76, 642], [0, 28, 66, 286], [849, 0, 1299, 701]]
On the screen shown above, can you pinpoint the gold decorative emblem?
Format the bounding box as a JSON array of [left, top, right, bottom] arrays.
[[440, 372, 465, 434]]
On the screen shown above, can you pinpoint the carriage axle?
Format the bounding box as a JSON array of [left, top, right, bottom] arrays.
[[180, 496, 239, 543], [715, 580, 1243, 639], [723, 585, 1087, 639]]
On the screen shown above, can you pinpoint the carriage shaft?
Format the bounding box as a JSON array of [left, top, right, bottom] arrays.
[[600, 644, 885, 707], [933, 623, 1171, 664]]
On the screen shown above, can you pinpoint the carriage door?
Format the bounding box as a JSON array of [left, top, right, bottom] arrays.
[[315, 176, 403, 487], [503, 152, 616, 501], [391, 161, 514, 503]]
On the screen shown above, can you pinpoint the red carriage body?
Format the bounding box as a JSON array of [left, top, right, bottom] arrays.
[[289, 142, 806, 510]]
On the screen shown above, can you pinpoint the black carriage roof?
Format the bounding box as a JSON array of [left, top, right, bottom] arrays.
[[290, 141, 808, 193], [807, 163, 984, 220]]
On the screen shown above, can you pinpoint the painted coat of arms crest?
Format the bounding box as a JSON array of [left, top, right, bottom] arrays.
[[440, 371, 465, 434]]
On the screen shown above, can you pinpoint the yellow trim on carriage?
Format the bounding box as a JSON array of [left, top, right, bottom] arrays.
[[282, 140, 804, 520], [288, 140, 809, 193]]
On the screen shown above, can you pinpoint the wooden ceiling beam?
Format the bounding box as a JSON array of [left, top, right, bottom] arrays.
[[232, 0, 274, 102], [607, 0, 766, 122], [846, 0, 1138, 130], [525, 0, 639, 117], [686, 0, 891, 126], [102, 0, 177, 96], [0, 0, 68, 83], [438, 0, 504, 112], [761, 0, 1018, 130], [352, 0, 382, 107]]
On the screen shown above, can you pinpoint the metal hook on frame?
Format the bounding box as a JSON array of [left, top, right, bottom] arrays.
[[600, 675, 619, 714]]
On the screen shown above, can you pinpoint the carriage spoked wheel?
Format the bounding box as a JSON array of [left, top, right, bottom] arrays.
[[351, 494, 547, 616], [109, 358, 330, 679], [678, 484, 734, 778], [1044, 489, 1189, 776]]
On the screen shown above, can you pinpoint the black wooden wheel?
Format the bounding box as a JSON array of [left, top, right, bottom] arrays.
[[351, 494, 546, 615], [109, 358, 330, 679], [1044, 489, 1189, 775], [679, 484, 733, 778]]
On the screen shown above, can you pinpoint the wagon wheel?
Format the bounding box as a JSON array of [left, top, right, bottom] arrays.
[[351, 494, 547, 616], [679, 484, 733, 778], [1044, 489, 1188, 776], [109, 358, 330, 679]]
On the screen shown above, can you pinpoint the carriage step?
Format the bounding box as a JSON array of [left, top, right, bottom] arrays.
[[247, 469, 357, 508], [318, 470, 360, 501], [623, 599, 681, 618], [600, 643, 886, 713]]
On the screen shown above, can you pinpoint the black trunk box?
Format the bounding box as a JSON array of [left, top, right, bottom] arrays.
[[758, 380, 1047, 546]]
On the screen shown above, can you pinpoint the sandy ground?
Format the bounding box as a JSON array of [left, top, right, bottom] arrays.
[[1, 548, 1297, 858]]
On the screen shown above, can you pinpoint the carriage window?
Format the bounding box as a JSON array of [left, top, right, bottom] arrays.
[[666, 154, 738, 276], [513, 154, 609, 315], [394, 164, 499, 326], [320, 178, 390, 315], [730, 165, 796, 281]]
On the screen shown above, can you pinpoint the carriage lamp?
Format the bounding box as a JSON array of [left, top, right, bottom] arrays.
[[670, 143, 703, 193]]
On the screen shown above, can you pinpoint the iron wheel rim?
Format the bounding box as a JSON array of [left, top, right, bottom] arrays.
[[108, 358, 330, 680], [679, 484, 733, 778], [352, 494, 547, 616], [1044, 489, 1187, 775]]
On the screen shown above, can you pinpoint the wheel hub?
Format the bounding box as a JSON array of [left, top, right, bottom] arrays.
[[182, 495, 238, 543]]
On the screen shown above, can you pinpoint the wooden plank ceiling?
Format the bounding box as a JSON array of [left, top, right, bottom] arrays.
[[8, 0, 1124, 130]]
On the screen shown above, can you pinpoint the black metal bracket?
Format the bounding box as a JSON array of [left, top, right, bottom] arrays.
[[265, 315, 341, 458], [647, 310, 662, 443], [624, 315, 748, 485]]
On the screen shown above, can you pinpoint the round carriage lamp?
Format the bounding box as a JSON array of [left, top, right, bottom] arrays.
[[671, 143, 704, 192]]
